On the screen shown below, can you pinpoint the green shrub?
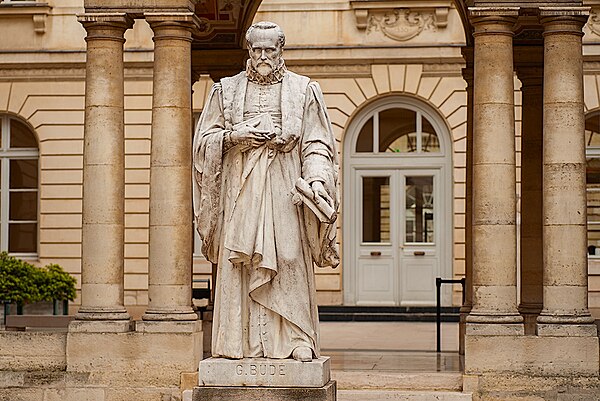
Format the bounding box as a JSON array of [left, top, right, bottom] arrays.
[[40, 264, 76, 302], [0, 252, 41, 304], [0, 252, 76, 304]]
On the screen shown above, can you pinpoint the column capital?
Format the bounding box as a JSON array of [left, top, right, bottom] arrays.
[[145, 12, 203, 39], [469, 7, 519, 36], [77, 13, 134, 42], [540, 7, 590, 36], [77, 12, 134, 29]]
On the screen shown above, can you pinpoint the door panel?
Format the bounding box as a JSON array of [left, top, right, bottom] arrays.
[[399, 172, 438, 305], [356, 172, 396, 305], [354, 169, 442, 306]]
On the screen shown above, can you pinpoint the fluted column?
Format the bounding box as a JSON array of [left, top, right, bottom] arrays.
[[467, 9, 523, 333], [142, 13, 198, 321], [75, 13, 133, 328], [516, 62, 544, 335], [538, 8, 596, 336]]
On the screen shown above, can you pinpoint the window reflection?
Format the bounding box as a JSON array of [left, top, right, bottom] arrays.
[[379, 108, 417, 153], [405, 176, 434, 243], [362, 177, 390, 243], [422, 116, 440, 153]]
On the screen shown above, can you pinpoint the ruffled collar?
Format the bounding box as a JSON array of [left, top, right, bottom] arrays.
[[246, 59, 287, 85]]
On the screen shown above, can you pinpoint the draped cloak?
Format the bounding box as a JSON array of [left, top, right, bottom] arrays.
[[192, 70, 339, 359]]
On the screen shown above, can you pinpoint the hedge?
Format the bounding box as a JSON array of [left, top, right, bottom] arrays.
[[0, 252, 76, 305]]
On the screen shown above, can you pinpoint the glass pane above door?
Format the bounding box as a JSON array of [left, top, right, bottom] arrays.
[[405, 176, 434, 243], [379, 108, 417, 153], [362, 176, 391, 243], [356, 116, 374, 153]]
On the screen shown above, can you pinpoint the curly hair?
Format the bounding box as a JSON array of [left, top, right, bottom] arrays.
[[246, 21, 285, 49]]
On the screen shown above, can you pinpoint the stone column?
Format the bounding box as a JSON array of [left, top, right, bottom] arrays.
[[459, 47, 473, 354], [538, 8, 596, 336], [467, 9, 523, 333], [142, 13, 198, 322], [516, 60, 544, 335], [74, 13, 133, 329]]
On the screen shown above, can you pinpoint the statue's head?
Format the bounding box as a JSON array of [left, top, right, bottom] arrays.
[[246, 21, 285, 77]]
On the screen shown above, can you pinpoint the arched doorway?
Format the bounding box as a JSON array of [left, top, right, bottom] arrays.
[[343, 96, 453, 306]]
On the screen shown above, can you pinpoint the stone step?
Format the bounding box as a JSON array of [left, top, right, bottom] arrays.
[[319, 306, 461, 322], [333, 371, 463, 391], [338, 390, 472, 401]]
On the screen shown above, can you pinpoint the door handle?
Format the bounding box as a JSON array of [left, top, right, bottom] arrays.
[[413, 251, 425, 256], [370, 251, 382, 256]]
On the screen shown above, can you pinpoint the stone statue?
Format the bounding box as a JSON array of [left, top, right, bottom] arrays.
[[192, 21, 339, 362]]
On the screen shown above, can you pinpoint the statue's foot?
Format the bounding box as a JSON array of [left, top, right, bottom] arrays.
[[292, 346, 312, 362]]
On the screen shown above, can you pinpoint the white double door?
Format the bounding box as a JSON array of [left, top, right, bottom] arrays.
[[352, 168, 444, 306]]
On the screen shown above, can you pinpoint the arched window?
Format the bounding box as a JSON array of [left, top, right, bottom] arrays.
[[355, 107, 442, 154], [0, 115, 39, 256]]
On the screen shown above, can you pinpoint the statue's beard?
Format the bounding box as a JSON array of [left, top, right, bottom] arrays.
[[255, 63, 274, 76]]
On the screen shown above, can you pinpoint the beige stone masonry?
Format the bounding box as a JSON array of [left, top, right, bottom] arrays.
[[74, 13, 134, 328], [142, 12, 200, 321], [465, 334, 599, 377], [538, 7, 597, 336], [467, 8, 523, 333]]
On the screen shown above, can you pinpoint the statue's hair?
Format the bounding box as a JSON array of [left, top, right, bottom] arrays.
[[246, 21, 285, 49]]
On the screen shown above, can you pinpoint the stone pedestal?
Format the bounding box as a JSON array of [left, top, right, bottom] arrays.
[[193, 381, 336, 401], [195, 357, 336, 400]]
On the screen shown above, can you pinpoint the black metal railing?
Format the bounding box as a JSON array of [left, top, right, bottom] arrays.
[[436, 277, 465, 352]]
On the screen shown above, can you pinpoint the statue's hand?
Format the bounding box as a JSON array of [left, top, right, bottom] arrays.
[[230, 120, 270, 148], [311, 181, 334, 208]]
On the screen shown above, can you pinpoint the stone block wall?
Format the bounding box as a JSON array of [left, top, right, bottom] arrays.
[[0, 322, 202, 401]]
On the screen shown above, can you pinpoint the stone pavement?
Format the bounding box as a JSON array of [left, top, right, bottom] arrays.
[[319, 322, 471, 400]]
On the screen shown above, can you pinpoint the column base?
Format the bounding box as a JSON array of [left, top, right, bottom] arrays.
[[193, 381, 337, 401], [537, 312, 597, 336], [142, 307, 198, 322], [72, 307, 132, 332], [465, 311, 524, 335]]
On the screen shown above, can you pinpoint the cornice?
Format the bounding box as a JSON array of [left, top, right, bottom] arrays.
[[0, 62, 153, 82]]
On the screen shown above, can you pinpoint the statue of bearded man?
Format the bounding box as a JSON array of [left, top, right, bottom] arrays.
[[193, 21, 339, 362]]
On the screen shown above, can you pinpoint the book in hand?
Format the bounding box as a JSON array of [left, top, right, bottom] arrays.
[[292, 178, 336, 224], [232, 113, 275, 152]]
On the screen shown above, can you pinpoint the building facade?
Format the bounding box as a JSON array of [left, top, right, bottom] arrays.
[[1, 0, 600, 399], [3, 0, 600, 313]]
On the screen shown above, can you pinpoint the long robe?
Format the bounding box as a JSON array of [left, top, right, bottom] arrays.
[[193, 70, 339, 359]]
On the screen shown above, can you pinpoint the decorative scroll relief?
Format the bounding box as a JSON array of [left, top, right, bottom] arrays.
[[350, 1, 450, 42], [368, 9, 437, 42]]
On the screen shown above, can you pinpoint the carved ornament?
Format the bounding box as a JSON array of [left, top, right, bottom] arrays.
[[351, 0, 450, 42], [589, 9, 600, 37], [368, 9, 437, 42]]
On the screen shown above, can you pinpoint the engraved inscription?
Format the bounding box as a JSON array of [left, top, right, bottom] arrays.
[[235, 363, 286, 376]]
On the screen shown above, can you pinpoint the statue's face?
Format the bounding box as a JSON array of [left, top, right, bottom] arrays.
[[248, 28, 282, 76]]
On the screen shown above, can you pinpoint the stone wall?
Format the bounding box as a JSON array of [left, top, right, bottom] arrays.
[[0, 322, 202, 401]]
